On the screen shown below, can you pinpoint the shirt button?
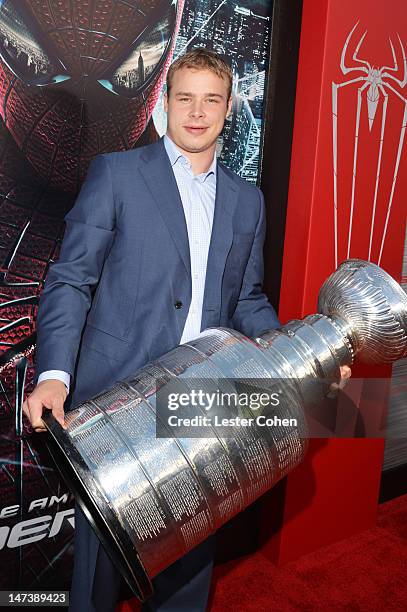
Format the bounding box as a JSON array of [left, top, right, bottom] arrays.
[[174, 301, 183, 309]]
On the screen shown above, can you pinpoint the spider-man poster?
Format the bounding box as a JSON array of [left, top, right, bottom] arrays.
[[0, 0, 274, 591]]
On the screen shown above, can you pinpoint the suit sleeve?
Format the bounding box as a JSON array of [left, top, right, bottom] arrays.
[[231, 187, 280, 337], [35, 154, 116, 379]]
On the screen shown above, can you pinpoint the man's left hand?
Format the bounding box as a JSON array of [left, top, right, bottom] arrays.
[[329, 365, 352, 393]]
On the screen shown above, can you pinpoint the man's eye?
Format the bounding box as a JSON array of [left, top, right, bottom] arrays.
[[179, 97, 190, 102], [207, 98, 219, 103]]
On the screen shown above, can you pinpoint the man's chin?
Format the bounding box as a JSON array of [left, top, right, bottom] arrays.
[[179, 137, 217, 154]]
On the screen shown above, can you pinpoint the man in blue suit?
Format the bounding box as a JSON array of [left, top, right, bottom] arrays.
[[23, 49, 280, 611]]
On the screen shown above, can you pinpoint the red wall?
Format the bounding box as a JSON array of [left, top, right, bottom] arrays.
[[262, 0, 407, 563]]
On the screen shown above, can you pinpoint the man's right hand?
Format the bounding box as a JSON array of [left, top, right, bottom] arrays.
[[22, 380, 67, 433]]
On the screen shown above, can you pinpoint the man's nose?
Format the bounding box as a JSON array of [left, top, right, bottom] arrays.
[[189, 101, 205, 117]]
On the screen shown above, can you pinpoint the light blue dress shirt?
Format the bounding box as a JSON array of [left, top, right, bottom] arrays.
[[38, 134, 217, 392], [163, 134, 216, 343]]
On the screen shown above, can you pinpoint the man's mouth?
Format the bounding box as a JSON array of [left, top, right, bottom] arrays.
[[184, 126, 208, 134]]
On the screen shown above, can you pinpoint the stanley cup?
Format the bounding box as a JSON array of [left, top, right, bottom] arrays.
[[43, 259, 407, 600]]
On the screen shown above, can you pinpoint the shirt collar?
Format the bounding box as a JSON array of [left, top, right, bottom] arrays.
[[163, 134, 217, 182]]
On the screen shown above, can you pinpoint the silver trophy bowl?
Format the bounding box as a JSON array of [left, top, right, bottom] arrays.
[[42, 259, 407, 601]]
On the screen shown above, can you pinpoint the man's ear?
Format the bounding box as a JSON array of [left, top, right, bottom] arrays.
[[226, 95, 232, 117], [163, 91, 169, 113]]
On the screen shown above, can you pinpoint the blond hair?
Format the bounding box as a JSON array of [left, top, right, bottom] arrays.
[[166, 48, 233, 100]]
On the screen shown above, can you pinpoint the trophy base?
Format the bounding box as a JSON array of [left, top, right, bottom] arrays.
[[43, 412, 153, 602]]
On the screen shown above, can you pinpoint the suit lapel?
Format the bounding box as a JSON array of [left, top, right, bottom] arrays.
[[138, 139, 239, 324], [202, 163, 238, 321], [139, 138, 190, 275]]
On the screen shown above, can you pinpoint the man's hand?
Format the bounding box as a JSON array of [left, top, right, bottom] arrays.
[[22, 380, 67, 432], [329, 365, 352, 394]]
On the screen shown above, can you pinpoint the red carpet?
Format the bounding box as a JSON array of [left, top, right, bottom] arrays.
[[118, 493, 407, 611]]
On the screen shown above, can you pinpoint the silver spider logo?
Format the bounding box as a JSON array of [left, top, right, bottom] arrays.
[[332, 22, 407, 266]]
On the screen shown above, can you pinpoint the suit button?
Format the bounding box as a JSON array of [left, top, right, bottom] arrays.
[[174, 300, 183, 309]]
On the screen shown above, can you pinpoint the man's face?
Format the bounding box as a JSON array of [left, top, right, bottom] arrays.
[[164, 67, 232, 155]]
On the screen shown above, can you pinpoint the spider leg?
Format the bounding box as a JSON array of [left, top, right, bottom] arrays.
[[352, 30, 371, 72], [341, 22, 369, 75], [397, 33, 407, 86], [332, 76, 366, 266], [348, 80, 371, 259], [382, 33, 407, 87], [368, 84, 388, 261], [381, 80, 407, 102], [379, 38, 398, 75], [378, 83, 407, 264]]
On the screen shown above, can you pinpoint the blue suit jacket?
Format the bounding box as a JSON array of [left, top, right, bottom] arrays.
[[36, 137, 279, 407]]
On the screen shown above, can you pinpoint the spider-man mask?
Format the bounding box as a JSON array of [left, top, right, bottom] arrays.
[[0, 0, 183, 192]]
